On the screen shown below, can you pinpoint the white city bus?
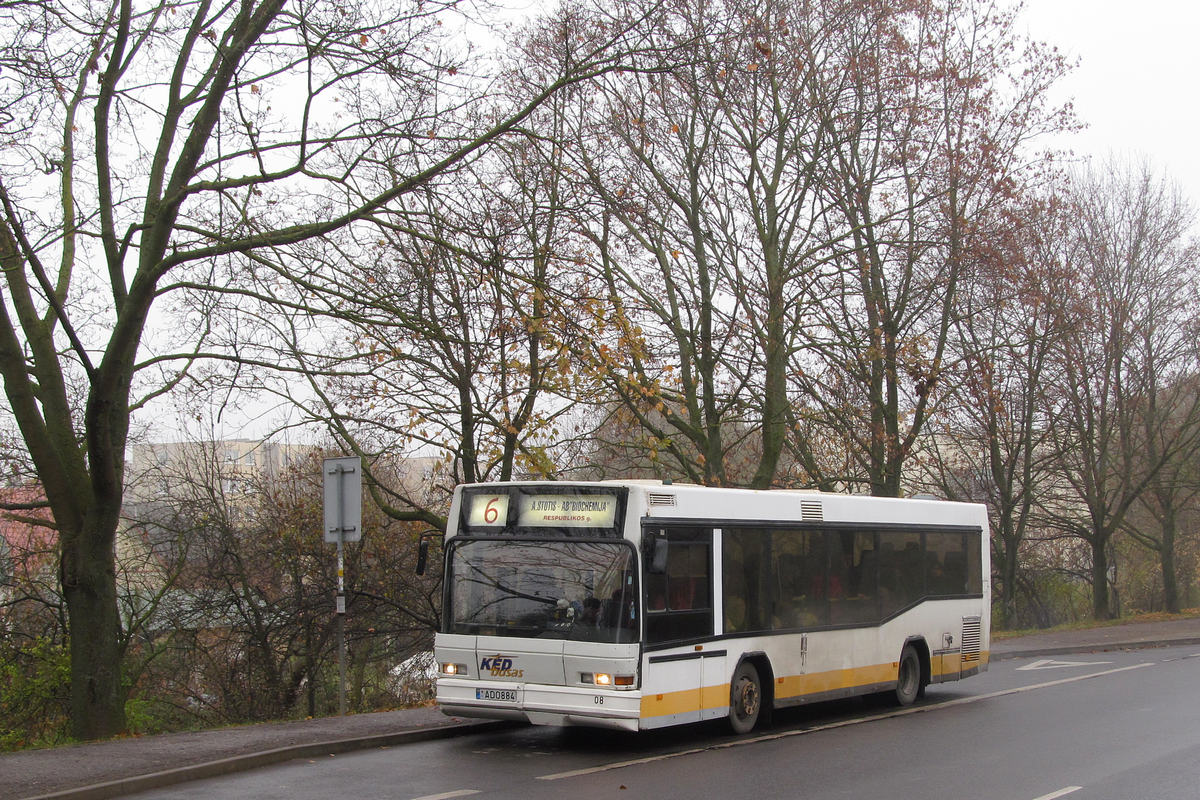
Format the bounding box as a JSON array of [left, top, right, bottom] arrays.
[[434, 481, 990, 733]]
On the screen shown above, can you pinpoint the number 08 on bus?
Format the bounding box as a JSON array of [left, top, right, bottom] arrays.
[[434, 481, 989, 733]]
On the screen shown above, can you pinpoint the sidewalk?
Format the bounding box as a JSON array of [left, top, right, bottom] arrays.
[[5, 616, 1200, 800], [2, 705, 511, 800], [989, 614, 1200, 660]]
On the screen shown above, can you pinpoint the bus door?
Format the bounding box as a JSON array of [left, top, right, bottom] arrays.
[[700, 529, 727, 720], [642, 526, 716, 726]]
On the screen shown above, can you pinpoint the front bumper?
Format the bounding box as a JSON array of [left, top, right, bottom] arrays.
[[437, 678, 642, 731]]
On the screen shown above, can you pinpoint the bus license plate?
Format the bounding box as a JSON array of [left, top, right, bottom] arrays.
[[477, 688, 520, 703]]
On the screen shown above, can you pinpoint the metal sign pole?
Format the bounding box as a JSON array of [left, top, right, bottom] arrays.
[[337, 534, 346, 717], [335, 461, 346, 717], [323, 457, 360, 718]]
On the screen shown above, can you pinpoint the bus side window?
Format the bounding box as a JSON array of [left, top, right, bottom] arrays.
[[645, 527, 713, 644], [878, 532, 922, 616], [926, 531, 968, 596], [646, 571, 668, 612], [774, 529, 826, 629], [829, 530, 878, 625], [723, 528, 767, 633], [966, 533, 983, 594]]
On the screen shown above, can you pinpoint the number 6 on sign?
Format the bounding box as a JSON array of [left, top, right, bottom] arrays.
[[468, 494, 508, 527]]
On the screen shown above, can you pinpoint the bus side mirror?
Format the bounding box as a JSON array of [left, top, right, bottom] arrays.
[[416, 539, 429, 575], [645, 533, 669, 574], [415, 530, 442, 576]]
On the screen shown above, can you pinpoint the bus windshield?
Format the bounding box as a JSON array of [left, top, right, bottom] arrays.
[[447, 540, 638, 643]]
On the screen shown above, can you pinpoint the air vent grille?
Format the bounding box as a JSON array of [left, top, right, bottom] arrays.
[[800, 500, 823, 521], [961, 616, 982, 663], [647, 493, 677, 507]]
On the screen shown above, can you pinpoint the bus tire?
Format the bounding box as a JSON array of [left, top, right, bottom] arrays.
[[729, 661, 762, 734], [894, 645, 921, 706]]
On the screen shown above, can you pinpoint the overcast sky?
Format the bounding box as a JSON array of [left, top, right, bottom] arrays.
[[1020, 0, 1200, 210]]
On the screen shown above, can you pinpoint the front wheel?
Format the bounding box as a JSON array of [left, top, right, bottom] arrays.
[[729, 661, 762, 734], [894, 644, 921, 706]]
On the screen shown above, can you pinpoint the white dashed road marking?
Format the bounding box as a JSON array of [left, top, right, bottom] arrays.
[[410, 789, 481, 800], [1017, 658, 1112, 671], [1030, 787, 1082, 800]]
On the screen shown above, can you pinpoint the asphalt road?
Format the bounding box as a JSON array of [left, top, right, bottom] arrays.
[[119, 644, 1200, 800]]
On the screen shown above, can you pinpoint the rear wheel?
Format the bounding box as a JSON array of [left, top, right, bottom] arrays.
[[729, 661, 762, 734], [894, 645, 921, 706]]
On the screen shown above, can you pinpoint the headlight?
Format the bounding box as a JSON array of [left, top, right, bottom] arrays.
[[581, 672, 635, 688]]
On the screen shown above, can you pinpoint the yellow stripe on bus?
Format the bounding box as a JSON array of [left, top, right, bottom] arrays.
[[639, 662, 895, 719], [700, 682, 729, 711], [639, 651, 991, 719], [775, 662, 895, 700], [640, 687, 711, 718]]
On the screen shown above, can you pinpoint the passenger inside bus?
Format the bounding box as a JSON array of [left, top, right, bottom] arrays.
[[580, 596, 601, 626]]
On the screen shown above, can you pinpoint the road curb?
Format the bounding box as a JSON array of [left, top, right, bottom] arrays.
[[20, 720, 516, 800], [991, 636, 1200, 661]]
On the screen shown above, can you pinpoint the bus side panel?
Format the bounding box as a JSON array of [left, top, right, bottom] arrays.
[[718, 599, 989, 710], [639, 650, 706, 729], [769, 628, 893, 706]]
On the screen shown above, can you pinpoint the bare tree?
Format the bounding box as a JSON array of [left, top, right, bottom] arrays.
[[121, 440, 438, 725], [225, 102, 600, 530], [797, 0, 1072, 496], [561, 0, 852, 487], [1122, 371, 1200, 612], [1043, 160, 1200, 619], [923, 194, 1072, 625], [556, 0, 1070, 493], [0, 0, 668, 738]]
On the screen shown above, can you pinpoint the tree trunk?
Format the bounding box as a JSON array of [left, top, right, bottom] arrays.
[[1001, 537, 1020, 627], [752, 300, 787, 490], [61, 516, 126, 740], [1160, 507, 1179, 613], [1090, 538, 1113, 621]]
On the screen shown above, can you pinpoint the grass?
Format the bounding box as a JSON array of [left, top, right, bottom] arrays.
[[992, 607, 1200, 640]]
